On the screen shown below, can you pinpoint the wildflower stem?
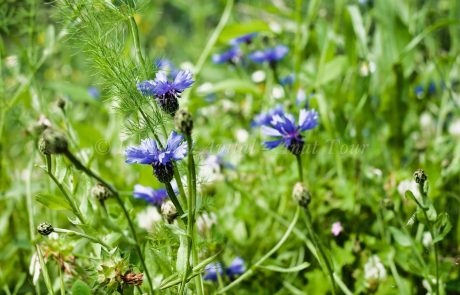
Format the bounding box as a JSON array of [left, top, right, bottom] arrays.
[[63, 150, 154, 292], [218, 207, 299, 294], [44, 154, 86, 225], [295, 154, 304, 182], [53, 228, 111, 249], [302, 209, 336, 295], [165, 182, 185, 218], [128, 16, 147, 76]]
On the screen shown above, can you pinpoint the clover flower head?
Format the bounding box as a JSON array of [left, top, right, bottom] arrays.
[[248, 45, 288, 64], [125, 131, 187, 182], [331, 221, 343, 236], [136, 70, 194, 115], [230, 32, 258, 45], [251, 104, 284, 128], [261, 109, 319, 155], [212, 46, 242, 64]]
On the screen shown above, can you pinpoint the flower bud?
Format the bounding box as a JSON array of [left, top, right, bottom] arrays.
[[122, 272, 143, 286], [292, 182, 311, 208], [413, 169, 427, 185], [380, 198, 394, 211], [38, 129, 68, 155], [37, 222, 54, 236], [175, 109, 193, 135], [161, 200, 177, 223], [153, 162, 174, 183], [91, 183, 112, 201]]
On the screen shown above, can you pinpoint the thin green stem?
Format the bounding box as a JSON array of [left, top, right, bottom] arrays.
[[36, 245, 55, 295], [295, 154, 304, 182], [217, 207, 299, 294], [63, 150, 154, 292], [44, 154, 86, 224], [54, 228, 110, 249], [303, 209, 336, 295], [128, 16, 147, 76]]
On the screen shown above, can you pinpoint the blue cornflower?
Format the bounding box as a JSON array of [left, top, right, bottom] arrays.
[[125, 131, 187, 183], [155, 58, 180, 79], [137, 70, 194, 115], [428, 81, 436, 95], [230, 33, 258, 45], [203, 263, 223, 281], [248, 45, 289, 64], [88, 86, 100, 99], [226, 257, 245, 278], [212, 46, 242, 64], [251, 104, 284, 128], [261, 109, 319, 155], [133, 184, 168, 206], [280, 74, 295, 86]]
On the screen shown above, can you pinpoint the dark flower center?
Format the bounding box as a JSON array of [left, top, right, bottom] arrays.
[[157, 92, 179, 116], [152, 161, 174, 183]]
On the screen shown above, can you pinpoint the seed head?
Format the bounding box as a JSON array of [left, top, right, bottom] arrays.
[[175, 109, 193, 135], [292, 182, 311, 208], [122, 272, 143, 286], [38, 129, 68, 155], [37, 222, 54, 236], [413, 169, 427, 185]]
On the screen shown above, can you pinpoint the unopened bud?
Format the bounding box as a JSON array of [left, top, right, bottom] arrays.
[[161, 200, 177, 223], [37, 222, 54, 236], [175, 109, 193, 135], [292, 182, 311, 208], [57, 98, 66, 109], [413, 169, 427, 185], [91, 183, 112, 201], [122, 272, 143, 286], [38, 129, 68, 155]]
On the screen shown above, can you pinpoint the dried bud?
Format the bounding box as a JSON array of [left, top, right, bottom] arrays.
[[175, 109, 193, 135], [91, 183, 112, 201], [38, 129, 68, 155], [122, 272, 143, 286], [161, 200, 177, 223], [37, 222, 54, 236], [413, 169, 427, 185], [292, 182, 311, 208], [57, 98, 66, 109]]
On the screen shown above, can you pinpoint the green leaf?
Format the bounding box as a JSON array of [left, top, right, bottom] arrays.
[[433, 213, 452, 244], [35, 193, 72, 211], [389, 226, 411, 247], [175, 235, 188, 273], [316, 56, 347, 86], [197, 79, 261, 96], [257, 262, 310, 273], [346, 5, 367, 55], [219, 21, 270, 43], [71, 280, 92, 295]]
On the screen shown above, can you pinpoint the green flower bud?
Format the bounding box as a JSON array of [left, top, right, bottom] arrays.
[[292, 182, 311, 208], [174, 109, 193, 135], [38, 129, 68, 155], [91, 183, 112, 201], [37, 222, 54, 236]]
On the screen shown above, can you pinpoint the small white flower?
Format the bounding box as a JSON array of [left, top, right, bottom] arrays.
[[272, 85, 284, 99], [137, 206, 162, 231], [397, 179, 421, 201], [364, 255, 387, 281], [235, 128, 249, 143], [251, 70, 266, 83], [448, 119, 460, 136]]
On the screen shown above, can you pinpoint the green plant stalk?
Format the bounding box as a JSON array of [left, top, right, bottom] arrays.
[[63, 150, 154, 292], [36, 245, 55, 295], [295, 154, 304, 182], [59, 266, 65, 295], [218, 207, 300, 294], [54, 228, 110, 249], [44, 154, 86, 224], [303, 209, 337, 295], [412, 191, 439, 295], [128, 16, 147, 77]]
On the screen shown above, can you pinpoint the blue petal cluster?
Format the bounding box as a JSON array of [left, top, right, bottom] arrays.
[[204, 257, 245, 281], [125, 131, 187, 182], [248, 45, 288, 64], [251, 104, 284, 128], [230, 33, 258, 45], [212, 46, 242, 64], [133, 184, 168, 206], [260, 109, 319, 155]]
